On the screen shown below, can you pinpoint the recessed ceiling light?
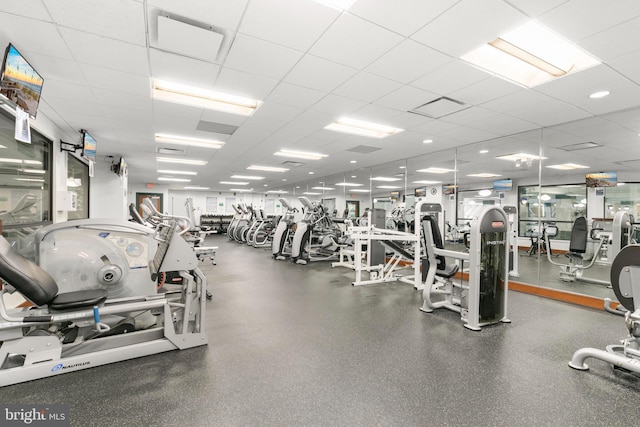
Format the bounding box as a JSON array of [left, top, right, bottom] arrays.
[[303, 191, 321, 195], [231, 175, 265, 180], [263, 184, 268, 187], [478, 189, 493, 197], [158, 177, 191, 182], [282, 178, 287, 181], [377, 185, 401, 189], [266, 190, 288, 193], [308, 172, 315, 175], [589, 90, 610, 99], [152, 79, 261, 116], [335, 182, 363, 187], [15, 177, 45, 182], [312, 186, 335, 190], [155, 133, 225, 149], [184, 186, 210, 190], [247, 165, 289, 172], [496, 153, 546, 161], [399, 166, 406, 169], [423, 139, 433, 144], [19, 169, 46, 174], [350, 189, 370, 193], [219, 181, 249, 185], [461, 21, 600, 88], [158, 169, 197, 175], [350, 160, 357, 163], [157, 157, 207, 165], [479, 149, 489, 154], [274, 149, 328, 160], [370, 176, 401, 182], [417, 167, 456, 174], [351, 175, 356, 178], [546, 163, 589, 170], [467, 173, 502, 178], [325, 118, 404, 138]]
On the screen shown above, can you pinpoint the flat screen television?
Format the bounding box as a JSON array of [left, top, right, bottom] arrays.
[[0, 43, 44, 118], [493, 179, 513, 192], [414, 187, 426, 197], [81, 130, 97, 163], [586, 171, 617, 188]]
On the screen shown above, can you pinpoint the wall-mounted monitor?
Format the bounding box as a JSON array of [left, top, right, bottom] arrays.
[[493, 179, 513, 192], [81, 130, 96, 163], [0, 43, 44, 118], [414, 187, 426, 197], [586, 171, 617, 188]]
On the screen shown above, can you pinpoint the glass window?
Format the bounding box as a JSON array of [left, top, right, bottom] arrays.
[[518, 184, 586, 239], [67, 154, 89, 220], [0, 110, 52, 252], [603, 183, 639, 220]]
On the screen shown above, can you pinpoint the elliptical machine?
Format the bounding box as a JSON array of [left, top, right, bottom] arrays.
[[272, 199, 298, 260], [290, 197, 343, 265]]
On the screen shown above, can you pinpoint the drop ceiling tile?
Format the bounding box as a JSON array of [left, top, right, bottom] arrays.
[[93, 88, 152, 112], [410, 60, 489, 95], [43, 0, 146, 45], [374, 85, 440, 112], [147, 0, 248, 32], [366, 39, 452, 85], [333, 72, 401, 103], [152, 99, 204, 121], [200, 108, 249, 127], [350, 0, 459, 36], [149, 49, 220, 89], [441, 106, 537, 135], [153, 110, 202, 135], [309, 13, 404, 69], [411, 0, 527, 57], [249, 102, 303, 122], [534, 65, 640, 115], [308, 94, 366, 116], [59, 27, 149, 76], [267, 83, 327, 109], [0, 13, 72, 59], [351, 104, 405, 124], [239, 0, 338, 51], [504, 0, 569, 17], [284, 55, 357, 92], [80, 64, 151, 98], [23, 53, 85, 85], [579, 15, 640, 62], [539, 0, 640, 41], [449, 76, 524, 106], [607, 50, 640, 87], [215, 67, 279, 99], [224, 34, 303, 80], [42, 79, 96, 103], [44, 95, 103, 117], [483, 90, 592, 127]]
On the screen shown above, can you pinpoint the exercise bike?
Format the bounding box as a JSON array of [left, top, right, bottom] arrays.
[[290, 197, 344, 265], [272, 199, 298, 260]]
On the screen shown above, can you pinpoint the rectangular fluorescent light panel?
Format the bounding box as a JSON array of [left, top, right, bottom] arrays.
[[220, 181, 249, 185], [274, 149, 328, 160], [158, 169, 197, 175], [311, 0, 356, 11], [230, 188, 253, 192], [157, 157, 207, 165], [467, 173, 502, 178], [335, 182, 363, 187], [231, 175, 265, 180], [325, 118, 403, 139], [303, 192, 321, 195], [546, 163, 589, 170], [496, 153, 546, 161], [158, 177, 191, 182], [417, 167, 456, 174], [312, 186, 334, 190], [184, 186, 210, 190], [247, 165, 289, 172], [350, 189, 370, 193], [377, 185, 401, 189], [19, 169, 46, 174], [266, 190, 288, 194], [152, 79, 261, 116], [15, 178, 44, 182], [370, 176, 401, 182], [155, 134, 225, 149], [461, 21, 600, 87], [413, 180, 442, 184]]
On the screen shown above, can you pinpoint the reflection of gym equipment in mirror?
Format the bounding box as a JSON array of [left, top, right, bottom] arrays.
[[0, 194, 41, 224], [0, 218, 208, 387], [569, 244, 640, 374], [526, 222, 559, 257], [272, 198, 298, 260], [419, 201, 511, 331], [546, 211, 632, 286]]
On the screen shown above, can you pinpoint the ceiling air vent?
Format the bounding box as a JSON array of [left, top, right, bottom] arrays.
[[557, 142, 602, 151], [154, 14, 224, 62], [197, 120, 238, 135], [409, 96, 469, 119], [157, 147, 185, 155], [346, 145, 382, 154], [280, 161, 304, 167]]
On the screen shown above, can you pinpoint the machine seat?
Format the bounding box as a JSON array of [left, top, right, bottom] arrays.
[[0, 236, 107, 311], [49, 289, 108, 311], [436, 263, 459, 279]]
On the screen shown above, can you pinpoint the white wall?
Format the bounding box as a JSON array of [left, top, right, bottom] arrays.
[[90, 159, 128, 219]]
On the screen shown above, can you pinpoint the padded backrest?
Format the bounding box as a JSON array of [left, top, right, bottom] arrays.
[[129, 203, 145, 224], [569, 216, 588, 254], [422, 215, 446, 270], [0, 236, 58, 306]]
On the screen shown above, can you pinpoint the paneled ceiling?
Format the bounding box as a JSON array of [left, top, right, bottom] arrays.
[[1, 0, 640, 194]]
